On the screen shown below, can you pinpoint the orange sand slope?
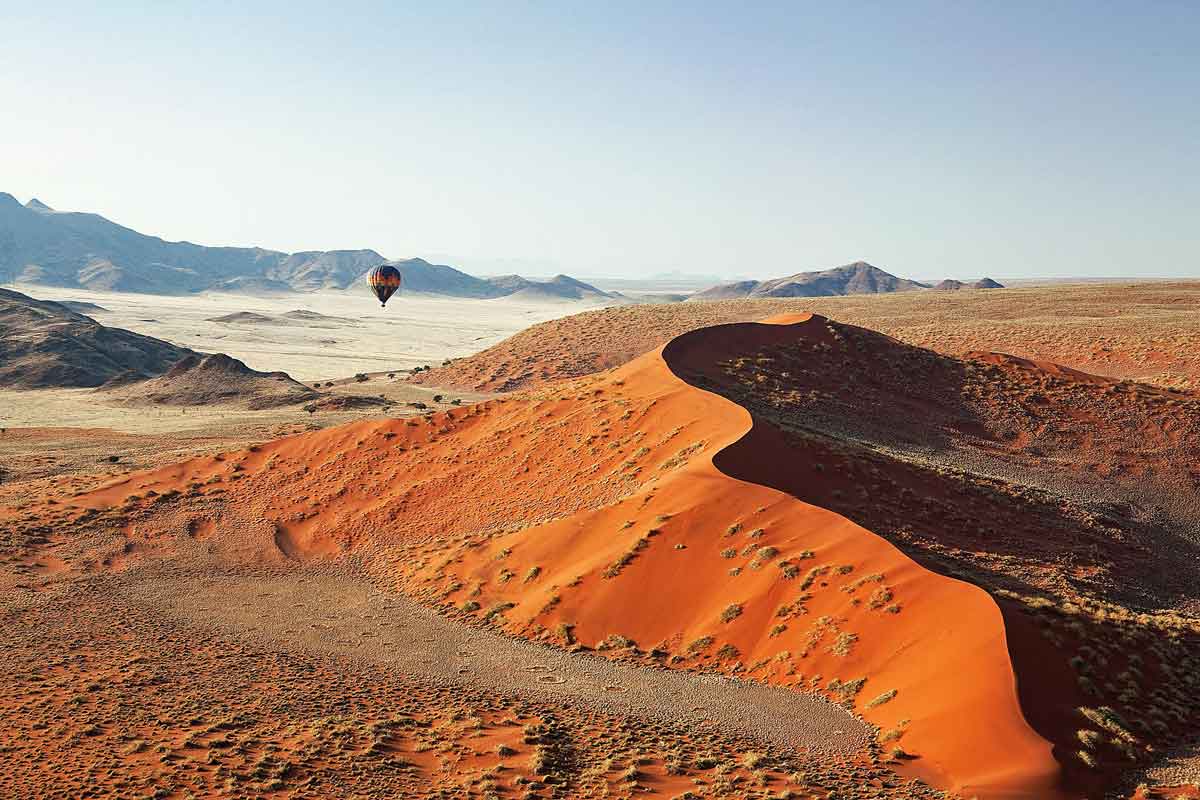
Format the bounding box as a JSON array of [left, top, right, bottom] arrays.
[[51, 315, 1066, 798]]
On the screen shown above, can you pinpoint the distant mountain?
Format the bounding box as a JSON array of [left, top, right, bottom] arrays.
[[265, 249, 387, 291], [0, 192, 284, 293], [0, 193, 610, 301], [206, 276, 294, 294], [692, 280, 761, 300], [344, 260, 614, 300], [690, 262, 928, 300], [935, 277, 1005, 291], [485, 274, 613, 301], [0, 287, 192, 388], [383, 258, 504, 298], [934, 279, 967, 291]]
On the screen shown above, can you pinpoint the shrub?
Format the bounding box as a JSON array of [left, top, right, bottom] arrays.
[[751, 546, 779, 568], [597, 634, 636, 651], [799, 565, 830, 591], [602, 537, 650, 578], [830, 631, 858, 656], [484, 602, 516, 622], [865, 689, 897, 709], [715, 643, 740, 660], [720, 603, 743, 623], [868, 587, 894, 609]]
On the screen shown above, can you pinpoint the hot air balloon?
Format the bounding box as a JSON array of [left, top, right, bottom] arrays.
[[368, 265, 402, 307]]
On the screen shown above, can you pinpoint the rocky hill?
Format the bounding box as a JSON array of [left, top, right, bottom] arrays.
[[0, 287, 192, 388], [103, 352, 318, 408]]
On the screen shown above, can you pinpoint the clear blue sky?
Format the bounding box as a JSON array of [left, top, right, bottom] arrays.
[[2, 1, 1195, 280]]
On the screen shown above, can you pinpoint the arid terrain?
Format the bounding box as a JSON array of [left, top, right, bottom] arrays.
[[4, 282, 1200, 800], [414, 282, 1200, 393], [8, 283, 616, 381]]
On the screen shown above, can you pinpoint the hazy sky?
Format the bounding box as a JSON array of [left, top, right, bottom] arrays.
[[2, 2, 1196, 280]]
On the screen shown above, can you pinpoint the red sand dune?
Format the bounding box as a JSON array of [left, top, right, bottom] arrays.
[[37, 313, 1200, 798]]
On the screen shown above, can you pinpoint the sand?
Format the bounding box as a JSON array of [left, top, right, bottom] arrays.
[[9, 316, 1065, 798], [5, 290, 1200, 798], [148, 572, 870, 756]]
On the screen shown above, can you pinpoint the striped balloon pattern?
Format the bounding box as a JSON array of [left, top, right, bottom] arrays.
[[368, 265, 402, 307]]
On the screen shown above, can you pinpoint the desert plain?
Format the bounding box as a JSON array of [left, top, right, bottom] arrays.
[[4, 281, 1200, 800]]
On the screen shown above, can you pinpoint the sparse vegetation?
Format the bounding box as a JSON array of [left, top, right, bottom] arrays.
[[602, 536, 651, 578], [865, 689, 897, 709]]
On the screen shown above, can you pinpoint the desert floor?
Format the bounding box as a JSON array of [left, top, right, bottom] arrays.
[[7, 282, 613, 381]]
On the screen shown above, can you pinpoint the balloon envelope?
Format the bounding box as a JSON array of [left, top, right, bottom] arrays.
[[368, 265, 402, 307]]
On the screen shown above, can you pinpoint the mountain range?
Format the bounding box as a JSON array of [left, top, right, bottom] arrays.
[[2, 193, 1004, 302], [0, 193, 613, 300], [689, 261, 1002, 300]]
